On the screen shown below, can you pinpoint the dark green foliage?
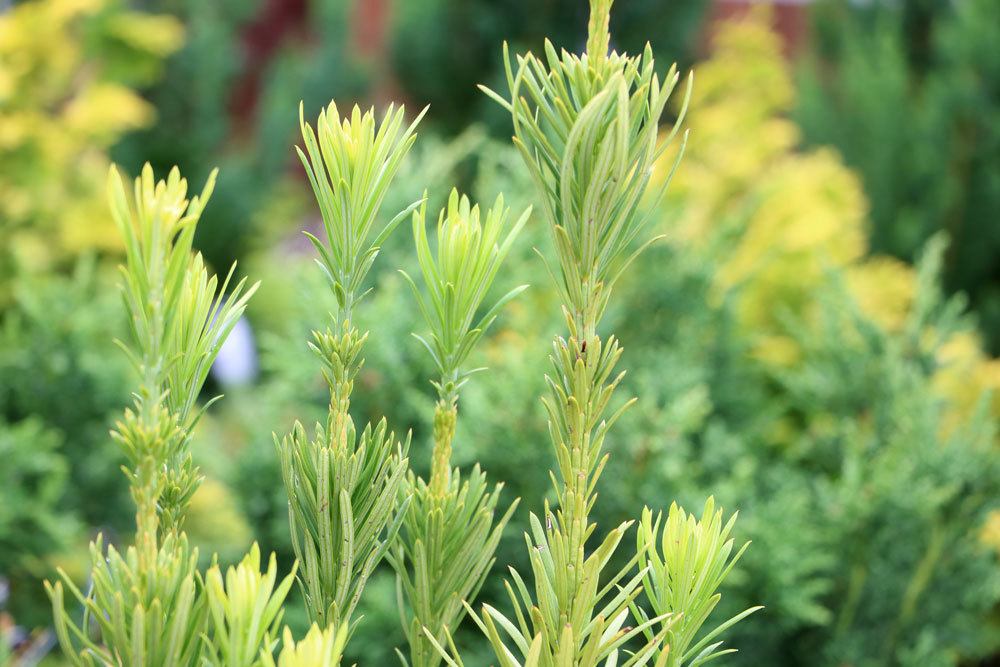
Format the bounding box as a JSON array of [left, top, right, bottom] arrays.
[[392, 466, 518, 666], [0, 264, 132, 628], [0, 263, 132, 532], [0, 417, 72, 628]]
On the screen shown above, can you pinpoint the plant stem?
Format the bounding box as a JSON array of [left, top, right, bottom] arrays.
[[428, 400, 458, 497]]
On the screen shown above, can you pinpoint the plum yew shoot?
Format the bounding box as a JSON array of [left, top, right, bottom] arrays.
[[448, 0, 760, 664], [636, 499, 763, 666], [263, 623, 349, 667], [202, 544, 298, 667], [390, 190, 527, 666], [46, 165, 264, 666], [278, 101, 425, 636]]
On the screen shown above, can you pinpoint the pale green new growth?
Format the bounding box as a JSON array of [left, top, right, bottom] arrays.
[[390, 191, 526, 666], [297, 101, 426, 320], [636, 500, 763, 667], [263, 623, 349, 667], [203, 543, 298, 667], [279, 102, 422, 638], [480, 2, 690, 340], [46, 165, 263, 667], [110, 165, 258, 535], [402, 189, 530, 405]]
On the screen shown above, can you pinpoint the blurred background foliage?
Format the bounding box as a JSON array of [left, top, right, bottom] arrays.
[[796, 0, 1000, 352], [0, 0, 998, 665], [0, 0, 182, 299]]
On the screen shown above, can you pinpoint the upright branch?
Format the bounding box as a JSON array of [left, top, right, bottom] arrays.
[[634, 500, 762, 667], [296, 101, 425, 325], [482, 2, 690, 343], [46, 164, 259, 666], [403, 190, 529, 493], [390, 190, 528, 666], [112, 165, 258, 542], [278, 101, 425, 634], [465, 1, 761, 663], [465, 0, 701, 663]]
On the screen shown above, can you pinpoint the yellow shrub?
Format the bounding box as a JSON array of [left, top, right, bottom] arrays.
[[656, 11, 867, 364], [185, 477, 254, 561], [845, 255, 917, 333], [0, 0, 182, 290], [932, 331, 1000, 432], [654, 9, 1000, 433]]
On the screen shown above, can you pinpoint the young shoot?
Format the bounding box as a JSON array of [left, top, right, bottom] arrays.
[[278, 102, 424, 636], [46, 164, 261, 666], [447, 0, 756, 664], [297, 101, 426, 322], [203, 543, 298, 667], [263, 623, 349, 667], [390, 190, 527, 666], [636, 499, 763, 667]]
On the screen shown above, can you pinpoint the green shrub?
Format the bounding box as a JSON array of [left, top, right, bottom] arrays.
[[0, 264, 131, 629], [797, 0, 1000, 351], [0, 417, 72, 627], [0, 264, 132, 532]]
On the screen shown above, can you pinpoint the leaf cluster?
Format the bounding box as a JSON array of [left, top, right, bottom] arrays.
[[635, 500, 761, 667], [297, 102, 426, 317], [279, 412, 410, 631], [47, 532, 206, 666], [263, 623, 349, 667], [203, 544, 297, 667], [481, 0, 691, 332], [391, 466, 518, 667], [402, 189, 529, 401]]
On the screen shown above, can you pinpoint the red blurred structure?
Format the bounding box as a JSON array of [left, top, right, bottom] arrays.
[[705, 0, 810, 57], [230, 0, 309, 124]]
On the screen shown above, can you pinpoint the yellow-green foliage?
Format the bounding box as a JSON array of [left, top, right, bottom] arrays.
[[264, 624, 348, 667], [185, 477, 255, 563], [931, 330, 1000, 435], [203, 543, 297, 667], [0, 0, 182, 286], [653, 11, 1000, 433], [655, 10, 865, 367]]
